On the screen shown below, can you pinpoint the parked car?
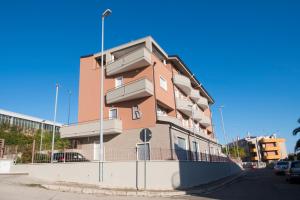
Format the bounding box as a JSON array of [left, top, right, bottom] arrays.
[[287, 161, 300, 183], [53, 152, 88, 162], [273, 161, 290, 175]]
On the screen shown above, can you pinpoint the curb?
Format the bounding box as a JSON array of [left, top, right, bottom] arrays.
[[41, 172, 245, 197], [42, 184, 186, 197], [0, 172, 29, 175]]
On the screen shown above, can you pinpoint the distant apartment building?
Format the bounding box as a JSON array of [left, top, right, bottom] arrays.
[[60, 36, 221, 161], [229, 135, 287, 163], [0, 109, 61, 133]]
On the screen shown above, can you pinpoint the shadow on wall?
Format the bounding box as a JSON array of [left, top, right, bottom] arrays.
[[171, 144, 242, 190]]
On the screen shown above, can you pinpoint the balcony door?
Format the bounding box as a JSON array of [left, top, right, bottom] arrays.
[[109, 108, 118, 120], [115, 76, 123, 88]]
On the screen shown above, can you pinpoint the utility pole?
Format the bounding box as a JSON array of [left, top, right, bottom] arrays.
[[218, 106, 229, 155], [50, 83, 59, 163], [67, 90, 71, 125]]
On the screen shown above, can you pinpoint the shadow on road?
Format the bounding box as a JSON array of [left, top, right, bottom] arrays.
[[183, 168, 300, 200]]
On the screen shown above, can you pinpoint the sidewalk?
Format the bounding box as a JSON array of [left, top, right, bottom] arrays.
[[41, 172, 245, 197]]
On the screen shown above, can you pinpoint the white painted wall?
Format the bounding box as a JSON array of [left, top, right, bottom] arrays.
[[10, 161, 242, 190]]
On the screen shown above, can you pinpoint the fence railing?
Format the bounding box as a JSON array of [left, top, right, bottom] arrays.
[[2, 144, 229, 164]]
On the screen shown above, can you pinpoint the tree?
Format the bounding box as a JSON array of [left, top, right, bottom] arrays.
[[222, 146, 246, 159], [292, 118, 300, 136], [292, 118, 300, 160]]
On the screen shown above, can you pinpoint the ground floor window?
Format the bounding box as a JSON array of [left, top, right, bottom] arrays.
[[175, 137, 187, 160], [192, 141, 199, 161], [137, 143, 150, 160]]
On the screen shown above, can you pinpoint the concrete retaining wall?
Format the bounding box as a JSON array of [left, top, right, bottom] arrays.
[[10, 161, 242, 190]]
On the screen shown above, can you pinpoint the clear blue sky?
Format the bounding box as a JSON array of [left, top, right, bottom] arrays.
[[0, 0, 299, 153]]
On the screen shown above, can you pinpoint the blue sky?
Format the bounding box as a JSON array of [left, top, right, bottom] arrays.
[[0, 0, 299, 153]]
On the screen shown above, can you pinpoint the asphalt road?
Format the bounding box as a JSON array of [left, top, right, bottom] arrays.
[[0, 169, 299, 200], [180, 168, 300, 200]]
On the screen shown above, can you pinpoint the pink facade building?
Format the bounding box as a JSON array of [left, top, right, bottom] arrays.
[[60, 36, 221, 161]]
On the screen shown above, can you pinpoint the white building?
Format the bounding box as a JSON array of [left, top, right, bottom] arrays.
[[0, 108, 61, 133]]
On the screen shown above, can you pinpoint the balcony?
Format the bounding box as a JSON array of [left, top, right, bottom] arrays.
[[193, 109, 204, 122], [106, 48, 152, 76], [262, 146, 280, 151], [173, 74, 192, 95], [106, 78, 154, 104], [199, 115, 211, 128], [263, 154, 281, 160], [190, 89, 201, 102], [197, 96, 209, 110], [250, 148, 257, 153], [175, 98, 193, 116], [260, 138, 285, 143], [60, 119, 122, 138], [157, 115, 182, 127], [251, 156, 259, 161]]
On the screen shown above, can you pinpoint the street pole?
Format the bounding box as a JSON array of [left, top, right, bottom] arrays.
[[39, 120, 45, 152], [191, 104, 197, 160], [67, 90, 71, 125], [51, 84, 59, 163], [144, 128, 146, 190], [235, 136, 240, 159], [99, 8, 112, 182], [218, 106, 229, 155]]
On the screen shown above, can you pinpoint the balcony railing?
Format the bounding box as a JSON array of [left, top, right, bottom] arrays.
[[190, 88, 201, 102], [197, 96, 209, 110], [175, 97, 193, 117], [157, 115, 182, 127], [106, 77, 154, 104], [263, 154, 281, 160], [60, 119, 122, 138], [199, 115, 211, 128], [106, 48, 152, 76], [157, 115, 215, 142], [193, 109, 204, 122], [173, 74, 192, 95], [251, 156, 259, 161], [262, 146, 280, 151]]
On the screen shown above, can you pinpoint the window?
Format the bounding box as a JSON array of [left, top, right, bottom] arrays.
[[192, 141, 199, 161], [115, 76, 123, 88], [176, 137, 187, 160], [157, 106, 167, 116], [137, 143, 150, 160], [159, 76, 167, 91], [132, 105, 141, 120], [109, 108, 118, 119]]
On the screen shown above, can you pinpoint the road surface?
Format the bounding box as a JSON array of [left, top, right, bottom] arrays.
[[0, 168, 299, 200]]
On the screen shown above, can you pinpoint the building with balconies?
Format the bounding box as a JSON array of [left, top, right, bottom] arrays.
[[60, 36, 220, 161], [228, 134, 287, 163]]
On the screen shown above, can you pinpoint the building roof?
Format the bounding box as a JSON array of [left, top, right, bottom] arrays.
[[0, 108, 62, 126], [86, 36, 214, 104]]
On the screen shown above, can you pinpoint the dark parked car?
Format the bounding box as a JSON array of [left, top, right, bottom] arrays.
[[53, 152, 88, 162], [287, 161, 300, 183]]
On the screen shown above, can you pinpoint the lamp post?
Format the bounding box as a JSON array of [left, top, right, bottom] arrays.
[[39, 120, 46, 152], [50, 83, 59, 163], [99, 8, 112, 182], [67, 90, 72, 125], [218, 106, 229, 155]]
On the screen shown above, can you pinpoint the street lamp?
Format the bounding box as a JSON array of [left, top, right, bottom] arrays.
[[218, 106, 229, 155], [99, 8, 112, 182], [67, 90, 72, 125]]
